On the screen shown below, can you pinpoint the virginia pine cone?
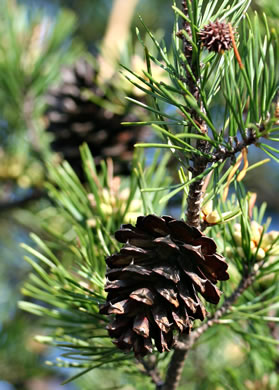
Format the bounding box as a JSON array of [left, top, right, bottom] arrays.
[[199, 21, 234, 53], [45, 59, 146, 177], [100, 215, 229, 357]]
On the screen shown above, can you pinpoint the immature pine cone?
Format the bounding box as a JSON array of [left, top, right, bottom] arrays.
[[199, 21, 234, 53], [100, 215, 229, 357]]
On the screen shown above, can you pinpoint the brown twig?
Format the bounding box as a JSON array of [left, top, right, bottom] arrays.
[[186, 145, 209, 228], [179, 0, 209, 229], [162, 349, 189, 390], [138, 356, 164, 389], [160, 3, 210, 389], [160, 269, 257, 390], [175, 269, 257, 351], [154, 2, 262, 389], [210, 128, 258, 162]]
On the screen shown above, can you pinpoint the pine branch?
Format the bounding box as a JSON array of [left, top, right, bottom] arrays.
[[176, 268, 257, 351], [161, 267, 257, 390], [161, 349, 189, 390], [209, 127, 259, 162], [186, 140, 209, 228], [138, 356, 164, 389], [179, 1, 210, 228], [161, 2, 211, 387], [18, 1, 279, 387]]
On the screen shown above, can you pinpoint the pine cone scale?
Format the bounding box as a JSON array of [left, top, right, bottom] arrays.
[[152, 265, 180, 283], [133, 314, 150, 338], [115, 226, 151, 243], [129, 288, 156, 305], [136, 215, 171, 236], [152, 306, 172, 333], [168, 219, 202, 242], [157, 286, 179, 308]]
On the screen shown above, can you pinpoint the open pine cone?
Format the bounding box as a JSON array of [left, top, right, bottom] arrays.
[[199, 21, 234, 53], [45, 59, 146, 177], [100, 215, 229, 357]]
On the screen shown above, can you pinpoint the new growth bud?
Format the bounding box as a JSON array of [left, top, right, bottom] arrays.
[[230, 221, 279, 261]]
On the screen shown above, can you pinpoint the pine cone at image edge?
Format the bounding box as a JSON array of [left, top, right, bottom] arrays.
[[45, 59, 147, 177], [100, 214, 229, 357]]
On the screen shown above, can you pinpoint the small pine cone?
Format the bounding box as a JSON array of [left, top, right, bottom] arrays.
[[100, 215, 229, 357], [199, 21, 234, 53]]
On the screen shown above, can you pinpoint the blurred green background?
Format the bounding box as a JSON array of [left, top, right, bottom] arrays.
[[1, 1, 279, 389]]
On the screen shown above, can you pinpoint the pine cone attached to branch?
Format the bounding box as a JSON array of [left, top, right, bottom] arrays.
[[45, 59, 146, 177], [199, 21, 234, 53], [100, 215, 229, 357]]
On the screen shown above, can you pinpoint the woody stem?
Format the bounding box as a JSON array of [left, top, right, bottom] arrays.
[[159, 1, 213, 388], [176, 268, 257, 351], [160, 269, 256, 390], [186, 141, 209, 228], [161, 349, 189, 390]]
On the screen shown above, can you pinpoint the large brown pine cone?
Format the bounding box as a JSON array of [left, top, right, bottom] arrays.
[[100, 215, 229, 357], [45, 59, 146, 177]]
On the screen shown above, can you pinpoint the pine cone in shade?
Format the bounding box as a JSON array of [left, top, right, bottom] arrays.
[[45, 59, 146, 177], [199, 21, 234, 53], [100, 215, 229, 357]]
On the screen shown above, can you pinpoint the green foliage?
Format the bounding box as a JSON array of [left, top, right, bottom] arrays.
[[0, 0, 83, 172], [122, 10, 279, 207], [19, 144, 172, 381], [0, 315, 50, 384], [19, 148, 279, 386], [17, 0, 279, 388]]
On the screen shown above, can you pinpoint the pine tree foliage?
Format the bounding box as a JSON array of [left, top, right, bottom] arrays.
[[0, 0, 83, 189], [19, 144, 172, 382], [19, 1, 279, 389]]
